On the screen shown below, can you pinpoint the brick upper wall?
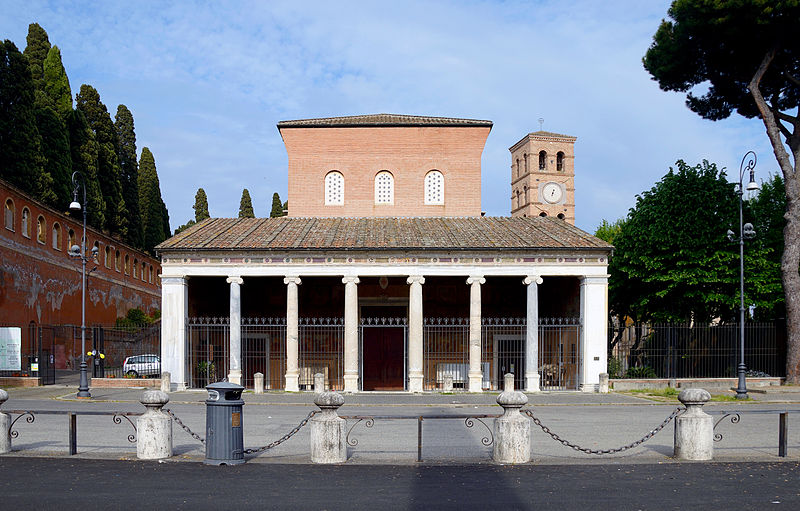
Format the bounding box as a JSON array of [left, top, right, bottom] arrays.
[[281, 125, 491, 217]]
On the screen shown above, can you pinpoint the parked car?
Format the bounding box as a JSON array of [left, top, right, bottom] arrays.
[[123, 354, 160, 377]]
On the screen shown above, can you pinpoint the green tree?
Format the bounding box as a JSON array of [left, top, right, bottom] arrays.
[[749, 174, 788, 320], [270, 192, 286, 217], [76, 84, 127, 236], [194, 188, 210, 221], [138, 147, 168, 253], [42, 46, 72, 119], [115, 104, 143, 249], [238, 188, 255, 218], [644, 0, 800, 381], [67, 109, 105, 228], [35, 104, 72, 208], [0, 40, 44, 196], [23, 23, 50, 96]]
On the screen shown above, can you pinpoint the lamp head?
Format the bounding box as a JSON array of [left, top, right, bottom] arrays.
[[745, 170, 759, 191], [69, 200, 81, 211], [68, 244, 80, 257], [727, 229, 736, 242], [743, 223, 756, 239]]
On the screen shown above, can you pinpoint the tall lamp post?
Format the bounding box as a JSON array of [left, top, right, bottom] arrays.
[[727, 151, 759, 400], [69, 171, 95, 399]]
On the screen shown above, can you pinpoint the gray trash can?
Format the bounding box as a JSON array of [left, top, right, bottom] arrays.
[[204, 381, 245, 465]]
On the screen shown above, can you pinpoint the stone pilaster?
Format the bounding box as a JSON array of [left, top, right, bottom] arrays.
[[579, 275, 609, 392], [226, 276, 244, 385], [284, 276, 301, 392], [467, 276, 485, 392], [161, 276, 188, 390], [343, 276, 360, 392], [523, 275, 542, 393], [407, 275, 425, 392]]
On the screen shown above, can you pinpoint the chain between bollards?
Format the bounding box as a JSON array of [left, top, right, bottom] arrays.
[[165, 408, 205, 445], [522, 407, 683, 455]]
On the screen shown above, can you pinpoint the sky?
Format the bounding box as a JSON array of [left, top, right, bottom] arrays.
[[1, 0, 777, 234]]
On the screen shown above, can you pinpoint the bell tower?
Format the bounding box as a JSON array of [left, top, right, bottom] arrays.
[[509, 131, 576, 224]]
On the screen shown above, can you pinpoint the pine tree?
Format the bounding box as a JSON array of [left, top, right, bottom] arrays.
[[239, 189, 255, 218], [76, 84, 127, 236], [270, 192, 286, 217], [0, 40, 44, 196], [23, 23, 50, 95], [139, 147, 168, 253], [194, 188, 210, 221], [115, 104, 143, 249], [68, 109, 105, 229], [42, 46, 72, 119]]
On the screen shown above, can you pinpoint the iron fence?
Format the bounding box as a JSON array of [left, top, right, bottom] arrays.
[[609, 322, 782, 379], [241, 317, 286, 390], [423, 318, 469, 391], [298, 318, 344, 391], [187, 317, 229, 388], [539, 318, 581, 390], [98, 323, 161, 378], [482, 318, 526, 391]]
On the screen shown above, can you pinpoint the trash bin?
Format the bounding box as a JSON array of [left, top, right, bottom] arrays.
[[204, 381, 245, 465]]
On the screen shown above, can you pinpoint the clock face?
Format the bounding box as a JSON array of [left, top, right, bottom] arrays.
[[542, 182, 563, 204]]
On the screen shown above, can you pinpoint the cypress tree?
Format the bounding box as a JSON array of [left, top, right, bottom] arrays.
[[23, 23, 50, 95], [139, 147, 168, 253], [35, 104, 72, 208], [270, 192, 286, 217], [115, 104, 143, 249], [238, 189, 255, 218], [68, 109, 105, 228], [194, 188, 210, 221], [42, 46, 72, 119], [76, 84, 127, 236], [0, 40, 44, 196], [161, 198, 171, 241]]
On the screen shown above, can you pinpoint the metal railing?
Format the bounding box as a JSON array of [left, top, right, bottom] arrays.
[[298, 318, 344, 391]]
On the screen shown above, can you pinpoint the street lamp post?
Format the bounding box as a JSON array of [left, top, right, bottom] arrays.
[[69, 171, 94, 399], [727, 151, 759, 400]]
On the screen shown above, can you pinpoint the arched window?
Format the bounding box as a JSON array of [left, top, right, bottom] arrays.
[[557, 151, 565, 172], [374, 171, 394, 204], [424, 170, 444, 205], [115, 249, 121, 271], [21, 208, 30, 237], [4, 199, 14, 231], [141, 262, 146, 281], [539, 151, 547, 170], [523, 185, 529, 205], [68, 228, 75, 251], [324, 171, 344, 205], [515, 158, 520, 178], [148, 265, 154, 283], [124, 254, 130, 275], [539, 211, 547, 217], [515, 189, 521, 209], [93, 241, 100, 262], [104, 246, 111, 268], [524, 153, 529, 174], [36, 216, 46, 244], [52, 222, 61, 250], [133, 258, 138, 279], [557, 213, 565, 220]]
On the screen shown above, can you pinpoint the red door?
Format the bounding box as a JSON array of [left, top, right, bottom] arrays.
[[362, 327, 405, 390]]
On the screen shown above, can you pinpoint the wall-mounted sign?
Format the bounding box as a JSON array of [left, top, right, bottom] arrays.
[[0, 327, 22, 371]]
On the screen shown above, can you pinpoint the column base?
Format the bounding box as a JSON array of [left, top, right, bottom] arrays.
[[468, 372, 483, 393], [227, 370, 242, 386], [344, 374, 359, 392], [408, 373, 423, 393], [172, 382, 187, 391], [285, 372, 299, 392], [579, 383, 599, 393], [525, 372, 540, 393]]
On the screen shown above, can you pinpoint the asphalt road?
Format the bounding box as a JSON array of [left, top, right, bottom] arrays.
[[0, 457, 797, 510]]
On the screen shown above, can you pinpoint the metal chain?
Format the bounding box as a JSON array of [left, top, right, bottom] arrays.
[[522, 407, 682, 455], [243, 410, 317, 455], [165, 408, 206, 445]]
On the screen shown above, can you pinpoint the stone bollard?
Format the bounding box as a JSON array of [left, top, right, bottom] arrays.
[[310, 390, 346, 463], [160, 371, 171, 393], [493, 374, 530, 464], [598, 373, 609, 394], [674, 388, 713, 461], [137, 390, 172, 460], [314, 373, 325, 393], [443, 374, 454, 392], [254, 372, 264, 394], [0, 389, 9, 454]]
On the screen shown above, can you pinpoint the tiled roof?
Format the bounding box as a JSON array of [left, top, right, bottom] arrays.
[[528, 130, 576, 140], [277, 113, 493, 128], [157, 217, 611, 252]]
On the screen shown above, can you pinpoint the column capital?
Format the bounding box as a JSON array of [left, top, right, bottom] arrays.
[[284, 276, 302, 286], [226, 276, 244, 285], [406, 275, 425, 285], [580, 275, 609, 286], [342, 276, 360, 285], [466, 276, 485, 286], [161, 276, 188, 286], [523, 275, 543, 285]]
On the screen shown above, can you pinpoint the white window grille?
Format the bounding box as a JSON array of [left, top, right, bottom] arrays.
[[375, 171, 394, 204], [424, 170, 444, 205], [324, 171, 344, 205]]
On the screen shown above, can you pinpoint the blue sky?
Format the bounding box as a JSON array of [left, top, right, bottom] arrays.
[[2, 0, 775, 233]]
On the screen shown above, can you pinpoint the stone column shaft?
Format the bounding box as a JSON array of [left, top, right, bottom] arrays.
[[467, 276, 485, 392], [284, 276, 301, 392], [343, 276, 360, 392], [524, 276, 543, 392], [161, 276, 188, 390], [407, 276, 425, 392], [226, 276, 243, 385]]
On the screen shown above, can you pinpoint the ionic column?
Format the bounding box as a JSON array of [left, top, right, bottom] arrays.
[[343, 276, 360, 392], [226, 276, 244, 385], [467, 276, 485, 392], [523, 275, 543, 392], [284, 276, 301, 392], [161, 276, 188, 390], [407, 275, 425, 392], [579, 275, 609, 392]]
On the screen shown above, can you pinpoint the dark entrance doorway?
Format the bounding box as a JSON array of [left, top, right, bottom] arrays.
[[361, 306, 406, 391], [496, 336, 525, 391]]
